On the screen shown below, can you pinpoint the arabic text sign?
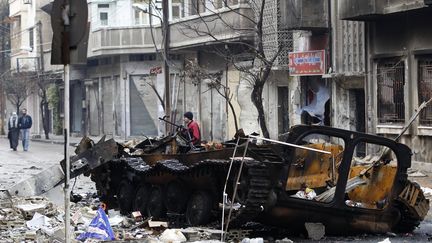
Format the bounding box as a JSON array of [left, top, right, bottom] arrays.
[[288, 50, 326, 76]]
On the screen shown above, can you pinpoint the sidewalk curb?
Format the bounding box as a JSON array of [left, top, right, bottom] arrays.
[[30, 138, 78, 146]]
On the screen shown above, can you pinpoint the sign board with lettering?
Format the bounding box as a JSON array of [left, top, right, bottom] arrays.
[[150, 66, 162, 75], [288, 50, 326, 76]]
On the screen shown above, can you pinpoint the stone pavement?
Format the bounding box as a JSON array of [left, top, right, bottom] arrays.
[[0, 137, 95, 194]]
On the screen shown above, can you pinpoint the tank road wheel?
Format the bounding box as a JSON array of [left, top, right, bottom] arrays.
[[165, 180, 189, 214], [117, 180, 135, 215], [186, 191, 213, 226], [133, 184, 150, 216], [147, 186, 167, 219]]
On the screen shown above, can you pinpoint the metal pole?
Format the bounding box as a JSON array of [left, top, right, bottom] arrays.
[[221, 136, 241, 241], [64, 64, 71, 243], [162, 0, 171, 131], [248, 135, 332, 155]]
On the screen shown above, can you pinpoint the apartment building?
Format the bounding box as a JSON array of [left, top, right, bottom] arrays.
[[340, 0, 432, 168]]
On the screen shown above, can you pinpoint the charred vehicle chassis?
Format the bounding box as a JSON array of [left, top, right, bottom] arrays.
[[89, 125, 429, 234]]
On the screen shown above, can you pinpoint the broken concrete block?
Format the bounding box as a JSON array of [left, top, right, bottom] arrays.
[[109, 215, 124, 227], [241, 238, 264, 243], [148, 220, 168, 228], [275, 238, 294, 243], [26, 212, 51, 230], [159, 229, 187, 242], [132, 211, 143, 222], [24, 230, 37, 240], [305, 222, 325, 240], [8, 165, 64, 197]]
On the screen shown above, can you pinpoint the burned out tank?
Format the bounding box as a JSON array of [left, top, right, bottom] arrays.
[[89, 125, 429, 234]]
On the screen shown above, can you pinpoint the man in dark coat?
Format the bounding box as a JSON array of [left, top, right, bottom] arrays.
[[18, 108, 32, 151]]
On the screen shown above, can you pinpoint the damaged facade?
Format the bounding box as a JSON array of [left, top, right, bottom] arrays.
[[4, 0, 63, 135], [339, 0, 432, 168], [3, 0, 368, 153]]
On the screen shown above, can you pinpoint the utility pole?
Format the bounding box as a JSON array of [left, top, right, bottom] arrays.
[[162, 0, 171, 131], [37, 20, 50, 139]]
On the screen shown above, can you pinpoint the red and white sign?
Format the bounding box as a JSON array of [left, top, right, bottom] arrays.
[[150, 66, 162, 75], [288, 50, 326, 76]]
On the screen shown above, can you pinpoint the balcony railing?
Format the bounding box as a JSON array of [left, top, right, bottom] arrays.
[[87, 6, 254, 58]]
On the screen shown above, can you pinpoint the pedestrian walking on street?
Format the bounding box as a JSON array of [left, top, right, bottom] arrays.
[[7, 112, 19, 151], [18, 108, 32, 151]]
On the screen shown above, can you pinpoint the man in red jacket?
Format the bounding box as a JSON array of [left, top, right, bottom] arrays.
[[183, 111, 201, 145]]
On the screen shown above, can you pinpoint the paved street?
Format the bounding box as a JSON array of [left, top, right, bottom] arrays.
[[0, 137, 95, 193], [0, 137, 430, 242]]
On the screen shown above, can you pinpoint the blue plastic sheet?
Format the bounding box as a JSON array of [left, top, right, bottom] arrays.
[[77, 207, 115, 241]]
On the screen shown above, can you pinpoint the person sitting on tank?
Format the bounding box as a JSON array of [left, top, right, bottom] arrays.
[[182, 111, 201, 146]]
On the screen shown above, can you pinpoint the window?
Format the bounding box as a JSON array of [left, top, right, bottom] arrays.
[[188, 0, 205, 15], [28, 27, 34, 51], [129, 54, 156, 62], [172, 0, 183, 19], [98, 4, 109, 8], [134, 9, 149, 25], [99, 57, 112, 65], [418, 57, 432, 126], [377, 59, 405, 124], [87, 59, 99, 67], [100, 12, 108, 26]]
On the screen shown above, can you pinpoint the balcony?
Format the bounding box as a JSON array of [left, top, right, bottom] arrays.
[[87, 5, 254, 58], [339, 0, 430, 20], [279, 0, 328, 31]]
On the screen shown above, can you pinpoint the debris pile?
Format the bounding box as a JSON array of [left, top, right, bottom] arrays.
[[0, 193, 253, 242]]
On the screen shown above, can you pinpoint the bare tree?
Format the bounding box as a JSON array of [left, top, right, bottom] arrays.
[[37, 71, 62, 139], [184, 60, 239, 132], [0, 72, 37, 113], [180, 0, 281, 138]]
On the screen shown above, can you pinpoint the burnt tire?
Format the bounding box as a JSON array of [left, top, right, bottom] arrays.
[[117, 180, 135, 215], [186, 191, 213, 226], [147, 186, 166, 219], [165, 181, 189, 214], [133, 184, 150, 216]]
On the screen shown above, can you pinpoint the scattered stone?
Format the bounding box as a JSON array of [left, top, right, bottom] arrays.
[[275, 238, 294, 243], [132, 211, 143, 222], [148, 220, 169, 228], [378, 238, 391, 243], [109, 215, 124, 227], [26, 212, 51, 230], [305, 222, 325, 240], [241, 237, 264, 243], [409, 171, 427, 177], [159, 229, 187, 242], [386, 232, 397, 237]]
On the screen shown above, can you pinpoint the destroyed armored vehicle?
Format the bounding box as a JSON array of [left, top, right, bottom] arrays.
[[90, 125, 429, 234]]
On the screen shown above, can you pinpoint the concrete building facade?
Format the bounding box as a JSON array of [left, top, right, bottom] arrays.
[[4, 0, 369, 146], [340, 0, 432, 169]]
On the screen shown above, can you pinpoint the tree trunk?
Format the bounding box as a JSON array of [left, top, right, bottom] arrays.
[[227, 99, 239, 132], [251, 84, 269, 138]]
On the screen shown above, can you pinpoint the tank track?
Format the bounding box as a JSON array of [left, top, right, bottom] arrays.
[[91, 156, 274, 228], [228, 160, 273, 227], [393, 180, 430, 232]]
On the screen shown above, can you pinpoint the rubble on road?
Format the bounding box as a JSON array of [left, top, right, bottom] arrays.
[[422, 187, 432, 199], [0, 193, 296, 242]]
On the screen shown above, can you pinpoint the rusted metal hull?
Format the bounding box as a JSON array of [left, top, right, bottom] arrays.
[[89, 125, 429, 234]]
